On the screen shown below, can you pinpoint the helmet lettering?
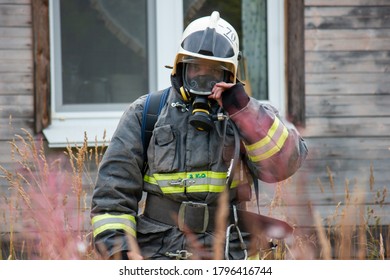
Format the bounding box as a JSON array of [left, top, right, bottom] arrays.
[[223, 26, 237, 45]]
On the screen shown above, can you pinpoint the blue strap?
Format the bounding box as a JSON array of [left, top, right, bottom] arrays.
[[141, 87, 170, 169]]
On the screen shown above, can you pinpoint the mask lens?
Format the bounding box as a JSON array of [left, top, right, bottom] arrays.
[[183, 62, 225, 95]]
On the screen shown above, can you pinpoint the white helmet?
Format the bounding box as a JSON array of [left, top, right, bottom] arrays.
[[171, 11, 240, 99]]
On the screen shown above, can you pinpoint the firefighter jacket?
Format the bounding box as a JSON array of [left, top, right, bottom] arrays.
[[90, 84, 308, 259]]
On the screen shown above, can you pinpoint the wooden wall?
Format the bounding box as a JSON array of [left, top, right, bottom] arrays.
[[281, 0, 390, 227], [0, 0, 34, 142]]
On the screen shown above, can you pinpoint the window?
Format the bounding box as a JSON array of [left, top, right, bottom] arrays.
[[56, 0, 149, 112], [45, 0, 182, 147], [44, 0, 285, 147], [50, 0, 153, 116]]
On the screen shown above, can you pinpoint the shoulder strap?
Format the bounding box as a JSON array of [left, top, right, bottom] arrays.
[[141, 87, 170, 167]]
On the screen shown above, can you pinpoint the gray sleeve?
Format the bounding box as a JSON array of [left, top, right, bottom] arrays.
[[91, 95, 147, 218]]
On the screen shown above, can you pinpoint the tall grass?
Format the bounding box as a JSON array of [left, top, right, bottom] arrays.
[[0, 129, 388, 259], [0, 129, 105, 259], [289, 165, 388, 260]]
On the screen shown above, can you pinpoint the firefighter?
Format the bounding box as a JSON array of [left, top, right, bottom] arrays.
[[90, 11, 308, 260]]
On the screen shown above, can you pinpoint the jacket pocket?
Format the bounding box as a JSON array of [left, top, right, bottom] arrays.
[[149, 124, 177, 172]]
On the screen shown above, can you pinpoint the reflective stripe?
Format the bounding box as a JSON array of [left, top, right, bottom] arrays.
[[161, 183, 232, 194], [144, 174, 157, 185], [144, 171, 238, 194], [91, 213, 136, 238], [246, 117, 289, 162]]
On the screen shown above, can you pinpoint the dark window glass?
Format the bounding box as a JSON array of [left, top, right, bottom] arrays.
[[59, 0, 148, 107]]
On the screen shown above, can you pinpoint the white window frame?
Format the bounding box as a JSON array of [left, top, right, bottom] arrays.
[[44, 0, 285, 147], [267, 0, 286, 115]]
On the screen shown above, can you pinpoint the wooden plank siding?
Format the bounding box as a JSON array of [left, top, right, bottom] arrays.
[[0, 0, 34, 141], [292, 0, 390, 230], [0, 4, 31, 27], [0, 0, 37, 250]]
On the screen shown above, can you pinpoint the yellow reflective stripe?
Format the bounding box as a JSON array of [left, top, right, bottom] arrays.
[[160, 184, 236, 194], [160, 186, 186, 194], [92, 213, 136, 224], [153, 171, 227, 181], [186, 184, 226, 193], [144, 174, 158, 185], [144, 171, 239, 194], [246, 117, 281, 152], [91, 213, 136, 238], [248, 125, 289, 162], [93, 223, 136, 238]]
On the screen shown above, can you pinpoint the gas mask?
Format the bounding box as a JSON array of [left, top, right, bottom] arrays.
[[182, 59, 229, 132], [170, 11, 240, 131]]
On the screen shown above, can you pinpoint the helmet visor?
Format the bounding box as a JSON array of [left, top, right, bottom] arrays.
[[181, 30, 235, 58], [182, 58, 229, 95]]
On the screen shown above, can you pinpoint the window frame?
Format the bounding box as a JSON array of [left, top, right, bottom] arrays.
[[267, 0, 286, 115]]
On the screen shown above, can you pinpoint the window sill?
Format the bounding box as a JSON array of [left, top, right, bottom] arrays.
[[42, 118, 119, 148]]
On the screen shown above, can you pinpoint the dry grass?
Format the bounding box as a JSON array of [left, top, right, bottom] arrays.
[[285, 165, 388, 260], [0, 130, 105, 259], [0, 130, 388, 259]]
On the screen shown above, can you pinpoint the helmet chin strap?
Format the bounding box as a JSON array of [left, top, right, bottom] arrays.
[[171, 73, 192, 103], [179, 86, 191, 102]]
